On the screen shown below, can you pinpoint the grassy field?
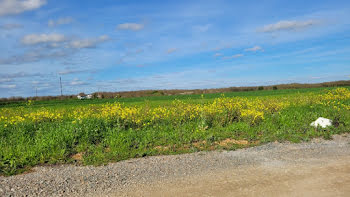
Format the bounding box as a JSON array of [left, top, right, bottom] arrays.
[[1, 87, 350, 176], [0, 86, 339, 108]]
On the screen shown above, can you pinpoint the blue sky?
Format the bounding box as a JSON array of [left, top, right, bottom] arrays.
[[0, 0, 350, 97]]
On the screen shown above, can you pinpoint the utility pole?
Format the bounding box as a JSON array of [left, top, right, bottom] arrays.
[[60, 76, 63, 96]]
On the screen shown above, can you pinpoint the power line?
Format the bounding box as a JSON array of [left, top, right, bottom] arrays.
[[59, 76, 63, 96]]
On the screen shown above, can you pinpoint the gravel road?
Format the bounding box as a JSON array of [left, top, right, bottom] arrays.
[[1, 134, 350, 197]]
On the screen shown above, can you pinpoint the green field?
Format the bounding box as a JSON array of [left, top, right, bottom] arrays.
[[0, 86, 340, 108], [1, 87, 350, 176]]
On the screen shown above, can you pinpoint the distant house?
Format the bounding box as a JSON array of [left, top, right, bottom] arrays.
[[77, 93, 93, 100], [77, 95, 86, 100]]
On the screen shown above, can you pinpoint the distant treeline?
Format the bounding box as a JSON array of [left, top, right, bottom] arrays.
[[1, 80, 350, 103]]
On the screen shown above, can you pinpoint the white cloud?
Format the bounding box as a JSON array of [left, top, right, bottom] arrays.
[[48, 17, 73, 27], [245, 45, 263, 52], [166, 48, 177, 54], [117, 23, 144, 31], [0, 24, 23, 30], [69, 35, 109, 49], [70, 81, 85, 86], [21, 33, 66, 45], [0, 49, 72, 65], [223, 54, 243, 59], [58, 69, 93, 75], [232, 54, 243, 58], [0, 72, 46, 79], [1, 35, 110, 65], [214, 53, 222, 57], [0, 84, 16, 89], [0, 78, 12, 83], [259, 20, 320, 33], [21, 34, 109, 49], [58, 69, 79, 75], [70, 78, 88, 86], [0, 0, 46, 16]]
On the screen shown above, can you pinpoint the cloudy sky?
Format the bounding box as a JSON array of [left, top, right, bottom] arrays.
[[1, 0, 350, 97]]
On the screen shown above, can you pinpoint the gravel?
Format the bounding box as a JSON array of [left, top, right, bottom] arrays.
[[1, 134, 350, 197]]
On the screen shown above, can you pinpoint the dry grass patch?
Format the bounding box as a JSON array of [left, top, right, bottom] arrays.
[[217, 138, 249, 147], [192, 140, 207, 148], [71, 152, 84, 161], [154, 145, 170, 151]]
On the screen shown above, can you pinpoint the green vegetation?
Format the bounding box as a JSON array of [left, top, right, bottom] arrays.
[[0, 86, 339, 108], [1, 86, 350, 176]]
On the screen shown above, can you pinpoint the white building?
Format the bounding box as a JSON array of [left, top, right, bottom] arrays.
[[77, 94, 93, 100]]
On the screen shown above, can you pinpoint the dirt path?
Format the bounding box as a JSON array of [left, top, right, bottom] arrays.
[[1, 134, 350, 196], [124, 155, 350, 197], [114, 134, 350, 197]]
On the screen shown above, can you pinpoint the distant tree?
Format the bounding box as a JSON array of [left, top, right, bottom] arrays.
[[258, 86, 264, 90], [273, 86, 278, 90]]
